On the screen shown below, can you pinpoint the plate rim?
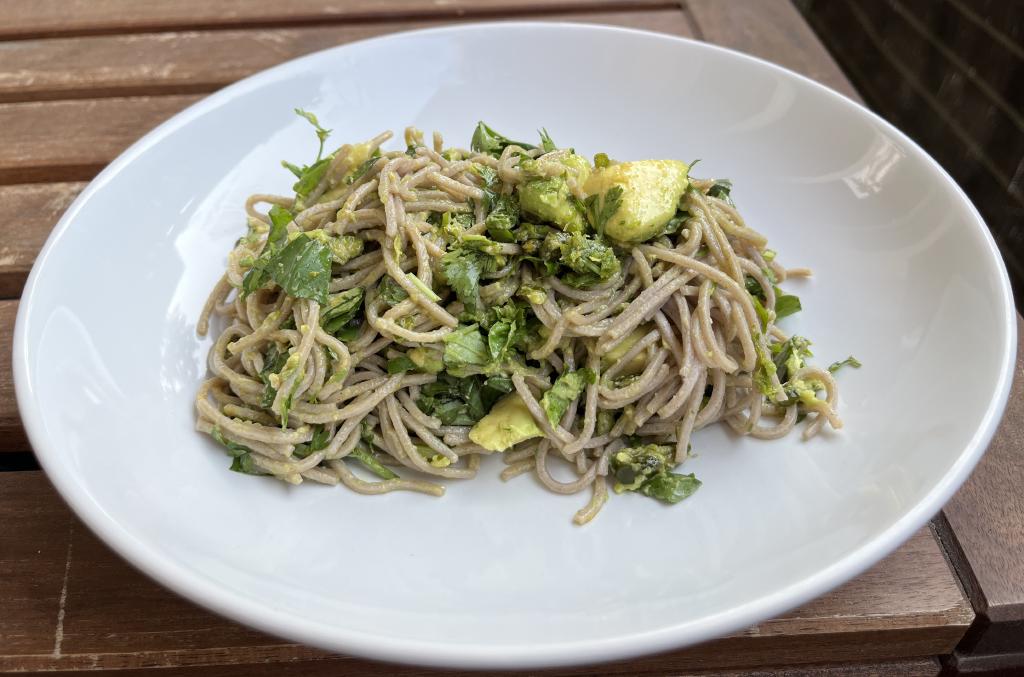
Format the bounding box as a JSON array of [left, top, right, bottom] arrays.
[[12, 21, 1017, 669]]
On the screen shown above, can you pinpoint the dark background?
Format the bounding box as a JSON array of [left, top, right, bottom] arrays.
[[796, 0, 1023, 309]]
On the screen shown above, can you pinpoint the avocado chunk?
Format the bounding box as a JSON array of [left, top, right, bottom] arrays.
[[602, 325, 652, 376], [518, 177, 584, 231], [583, 160, 689, 243], [516, 153, 591, 232], [468, 393, 542, 452], [408, 347, 443, 374]]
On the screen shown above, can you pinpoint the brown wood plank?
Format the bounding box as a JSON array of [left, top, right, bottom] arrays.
[[0, 301, 28, 450], [0, 10, 690, 294], [685, 0, 860, 101], [0, 10, 692, 103], [0, 472, 971, 672], [4, 657, 943, 677], [0, 95, 202, 184], [0, 8, 692, 186], [0, 183, 85, 298], [0, 0, 673, 40], [934, 314, 1024, 658], [0, 470, 73, 657]]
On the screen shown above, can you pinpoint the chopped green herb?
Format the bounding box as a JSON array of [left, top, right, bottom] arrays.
[[828, 356, 862, 373], [538, 128, 557, 153], [584, 185, 624, 236], [348, 444, 398, 480], [540, 368, 595, 426], [471, 121, 534, 157], [387, 355, 417, 374], [292, 424, 329, 459]]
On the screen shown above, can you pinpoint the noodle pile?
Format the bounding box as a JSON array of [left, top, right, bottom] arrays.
[[196, 117, 851, 524]]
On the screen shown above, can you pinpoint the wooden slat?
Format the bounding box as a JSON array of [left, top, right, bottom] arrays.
[[0, 96, 202, 184], [0, 0, 674, 40], [0, 183, 85, 297], [0, 472, 971, 673], [0, 658, 944, 677], [0, 8, 693, 186], [933, 314, 1024, 659], [0, 470, 72, 657], [685, 0, 860, 101], [0, 301, 28, 450], [0, 9, 691, 294], [0, 10, 693, 103]]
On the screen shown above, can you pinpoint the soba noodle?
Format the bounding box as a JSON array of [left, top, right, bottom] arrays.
[[195, 117, 854, 524]]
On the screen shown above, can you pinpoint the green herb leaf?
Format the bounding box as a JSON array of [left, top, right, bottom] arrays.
[[540, 368, 595, 426], [293, 108, 331, 160], [751, 295, 772, 330], [774, 293, 802, 320], [772, 335, 813, 383], [258, 343, 289, 408], [321, 288, 364, 336], [753, 331, 783, 399], [210, 426, 252, 458], [556, 231, 620, 287], [387, 355, 417, 374], [440, 242, 500, 317], [378, 276, 409, 306], [538, 128, 557, 153], [828, 355, 862, 373], [293, 424, 330, 459], [593, 152, 611, 169], [609, 444, 672, 491], [639, 472, 701, 504], [517, 282, 547, 305], [347, 444, 398, 480], [229, 453, 265, 475], [584, 185, 624, 236], [417, 374, 505, 425], [442, 324, 490, 372], [241, 207, 292, 297], [485, 194, 520, 243], [707, 179, 734, 205], [405, 272, 440, 302], [266, 234, 332, 304], [471, 121, 534, 157]]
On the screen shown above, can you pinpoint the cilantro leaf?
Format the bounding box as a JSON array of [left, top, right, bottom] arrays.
[[639, 472, 702, 504], [540, 368, 595, 426], [347, 444, 398, 480], [828, 356, 862, 373], [485, 194, 520, 243], [378, 276, 409, 306], [267, 234, 332, 304], [440, 241, 501, 317], [707, 179, 734, 205], [241, 206, 292, 297], [211, 426, 252, 458], [538, 128, 557, 153], [608, 444, 701, 504], [416, 373, 505, 425], [471, 121, 534, 157], [775, 294, 802, 320], [258, 344, 289, 408], [584, 185, 624, 236], [553, 231, 620, 287], [293, 108, 331, 161], [321, 288, 364, 336], [293, 424, 330, 459], [387, 355, 417, 374], [442, 324, 490, 372]]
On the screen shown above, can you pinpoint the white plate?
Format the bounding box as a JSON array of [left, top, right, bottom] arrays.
[[14, 23, 1016, 669]]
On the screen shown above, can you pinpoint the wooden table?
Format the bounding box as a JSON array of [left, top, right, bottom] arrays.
[[0, 2, 1021, 675]]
